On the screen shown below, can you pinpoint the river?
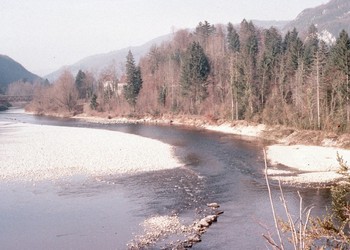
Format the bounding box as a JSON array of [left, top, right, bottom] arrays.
[[0, 109, 332, 249]]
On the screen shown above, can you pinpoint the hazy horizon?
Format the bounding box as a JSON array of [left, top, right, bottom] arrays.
[[1, 0, 327, 76]]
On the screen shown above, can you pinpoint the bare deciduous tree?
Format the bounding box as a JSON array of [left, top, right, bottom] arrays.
[[54, 70, 79, 113]]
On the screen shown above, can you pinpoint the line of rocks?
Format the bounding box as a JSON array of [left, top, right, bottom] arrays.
[[127, 203, 223, 249], [178, 203, 224, 249]]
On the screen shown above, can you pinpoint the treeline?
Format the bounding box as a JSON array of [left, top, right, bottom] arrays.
[[28, 20, 350, 132]]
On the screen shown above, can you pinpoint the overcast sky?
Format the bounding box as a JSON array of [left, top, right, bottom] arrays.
[[1, 0, 327, 76]]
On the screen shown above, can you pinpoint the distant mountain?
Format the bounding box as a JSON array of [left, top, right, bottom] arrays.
[[283, 0, 350, 42], [46, 33, 172, 82], [47, 0, 350, 82], [0, 55, 41, 93], [251, 20, 289, 30]]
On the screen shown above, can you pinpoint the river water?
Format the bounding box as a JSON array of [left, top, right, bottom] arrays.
[[0, 109, 332, 249]]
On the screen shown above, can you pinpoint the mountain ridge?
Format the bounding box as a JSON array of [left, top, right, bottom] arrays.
[[283, 0, 350, 40], [45, 33, 173, 81], [0, 55, 41, 93], [46, 0, 350, 81]]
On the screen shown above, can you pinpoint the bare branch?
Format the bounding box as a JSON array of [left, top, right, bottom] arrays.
[[264, 148, 285, 250]]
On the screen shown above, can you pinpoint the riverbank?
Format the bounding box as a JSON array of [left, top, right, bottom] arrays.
[[73, 113, 350, 186], [0, 121, 182, 182]]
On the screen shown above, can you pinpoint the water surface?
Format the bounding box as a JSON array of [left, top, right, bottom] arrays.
[[0, 109, 332, 249]]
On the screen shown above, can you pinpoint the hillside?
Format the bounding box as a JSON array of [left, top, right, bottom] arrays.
[[45, 33, 172, 82], [251, 20, 289, 30], [283, 0, 350, 41], [46, 0, 350, 82], [0, 55, 41, 93]]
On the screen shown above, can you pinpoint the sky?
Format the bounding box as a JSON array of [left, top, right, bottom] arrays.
[[1, 0, 328, 76]]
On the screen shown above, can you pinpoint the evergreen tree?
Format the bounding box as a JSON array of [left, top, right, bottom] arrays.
[[158, 85, 167, 107], [284, 28, 304, 73], [239, 19, 259, 118], [259, 27, 282, 107], [227, 22, 240, 53], [124, 50, 143, 107], [331, 30, 350, 123], [281, 28, 304, 108], [180, 42, 210, 110], [90, 94, 98, 110], [195, 21, 216, 49], [227, 22, 242, 120], [332, 30, 350, 76], [304, 24, 319, 74], [75, 70, 87, 99]]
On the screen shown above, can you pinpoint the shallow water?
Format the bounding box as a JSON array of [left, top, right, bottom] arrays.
[[0, 109, 332, 249]]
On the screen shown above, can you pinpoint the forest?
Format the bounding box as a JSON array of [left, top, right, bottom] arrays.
[[21, 20, 350, 132]]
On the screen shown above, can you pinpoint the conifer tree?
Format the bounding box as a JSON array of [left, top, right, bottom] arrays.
[[239, 19, 259, 118], [124, 50, 143, 107], [227, 22, 240, 53], [259, 27, 282, 107], [227, 23, 242, 120], [180, 42, 210, 112], [75, 70, 87, 99], [331, 30, 350, 123], [304, 24, 319, 75], [195, 21, 216, 49]]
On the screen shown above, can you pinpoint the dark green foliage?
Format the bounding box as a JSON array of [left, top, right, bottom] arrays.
[[303, 24, 319, 72], [227, 23, 240, 53], [331, 30, 350, 75], [38, 19, 350, 132], [123, 51, 143, 107], [180, 42, 210, 106], [240, 19, 259, 60], [239, 20, 259, 118], [75, 70, 87, 99], [90, 94, 98, 110], [264, 27, 282, 59], [259, 27, 282, 81], [283, 28, 304, 72], [0, 101, 11, 111], [158, 85, 167, 107], [330, 30, 350, 122], [195, 20, 216, 47], [258, 27, 283, 107]]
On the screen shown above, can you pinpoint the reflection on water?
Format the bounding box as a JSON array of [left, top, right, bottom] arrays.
[[0, 108, 332, 249]]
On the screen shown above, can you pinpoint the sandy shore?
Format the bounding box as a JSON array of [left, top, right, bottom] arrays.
[[0, 122, 181, 182]]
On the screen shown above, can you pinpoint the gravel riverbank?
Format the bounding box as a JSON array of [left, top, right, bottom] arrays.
[[0, 121, 181, 182], [73, 114, 350, 185]]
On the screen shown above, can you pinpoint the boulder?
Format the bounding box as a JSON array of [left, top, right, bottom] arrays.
[[188, 234, 201, 243], [204, 215, 218, 223], [207, 202, 220, 208], [198, 218, 210, 227]]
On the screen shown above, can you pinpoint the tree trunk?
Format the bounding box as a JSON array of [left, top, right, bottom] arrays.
[[261, 71, 266, 108], [316, 52, 321, 129], [347, 73, 349, 123]]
